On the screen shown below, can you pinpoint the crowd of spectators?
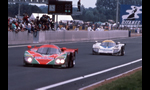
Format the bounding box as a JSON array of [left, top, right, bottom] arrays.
[[9, 14, 137, 33], [8, 14, 55, 33]]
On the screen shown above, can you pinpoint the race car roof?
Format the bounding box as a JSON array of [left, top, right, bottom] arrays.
[[102, 40, 115, 43], [39, 44, 59, 49]]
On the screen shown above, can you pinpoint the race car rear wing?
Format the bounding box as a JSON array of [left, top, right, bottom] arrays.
[[61, 47, 78, 54]]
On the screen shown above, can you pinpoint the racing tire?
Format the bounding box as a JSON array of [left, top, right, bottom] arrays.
[[92, 51, 98, 55], [120, 46, 125, 56], [68, 59, 74, 68], [67, 53, 74, 68], [24, 62, 34, 67]]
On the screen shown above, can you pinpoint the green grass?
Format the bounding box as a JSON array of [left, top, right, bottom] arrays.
[[94, 70, 142, 90]]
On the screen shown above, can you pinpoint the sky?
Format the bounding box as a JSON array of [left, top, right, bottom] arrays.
[[66, 0, 97, 8], [31, 0, 97, 8]]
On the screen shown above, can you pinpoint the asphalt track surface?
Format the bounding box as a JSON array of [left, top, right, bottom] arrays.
[[8, 36, 142, 90]]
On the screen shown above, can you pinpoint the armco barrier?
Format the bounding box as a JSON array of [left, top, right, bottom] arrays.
[[8, 30, 128, 45]]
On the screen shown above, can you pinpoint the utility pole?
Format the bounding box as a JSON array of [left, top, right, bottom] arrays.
[[116, 0, 119, 27], [18, 3, 20, 17]]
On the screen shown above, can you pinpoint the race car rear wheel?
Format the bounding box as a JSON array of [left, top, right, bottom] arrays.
[[120, 46, 125, 56], [68, 59, 74, 68], [66, 53, 74, 68], [68, 53, 74, 68]]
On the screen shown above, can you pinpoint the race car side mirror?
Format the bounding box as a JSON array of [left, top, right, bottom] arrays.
[[61, 47, 67, 51], [27, 45, 32, 50], [95, 41, 98, 43], [116, 42, 120, 45]]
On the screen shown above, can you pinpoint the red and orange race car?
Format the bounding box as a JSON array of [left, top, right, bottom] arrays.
[[23, 44, 78, 68]]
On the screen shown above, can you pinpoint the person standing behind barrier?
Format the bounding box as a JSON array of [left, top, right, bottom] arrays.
[[21, 22, 25, 32], [100, 26, 104, 31], [137, 27, 140, 34], [87, 25, 93, 31], [109, 23, 111, 30], [23, 13, 29, 23], [77, 0, 81, 12], [31, 22, 35, 33], [34, 16, 40, 31], [92, 24, 95, 31], [26, 22, 31, 33], [38, 22, 42, 30], [51, 20, 55, 30], [11, 21, 16, 32]]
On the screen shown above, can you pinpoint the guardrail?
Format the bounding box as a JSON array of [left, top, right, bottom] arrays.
[[8, 30, 129, 45]]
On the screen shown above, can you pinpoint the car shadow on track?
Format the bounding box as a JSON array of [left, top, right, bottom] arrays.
[[21, 64, 69, 69], [89, 53, 117, 57]]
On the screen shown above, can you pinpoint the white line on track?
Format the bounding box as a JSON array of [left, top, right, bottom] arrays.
[[78, 66, 142, 90], [35, 58, 142, 90]]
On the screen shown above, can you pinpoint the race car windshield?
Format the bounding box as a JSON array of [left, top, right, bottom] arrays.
[[101, 42, 116, 47], [37, 47, 61, 55]]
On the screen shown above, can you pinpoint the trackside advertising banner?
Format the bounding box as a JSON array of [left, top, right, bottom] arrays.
[[120, 5, 142, 28]]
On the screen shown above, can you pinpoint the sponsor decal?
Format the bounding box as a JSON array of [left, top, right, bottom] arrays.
[[25, 54, 33, 57], [35, 57, 54, 60], [120, 5, 142, 28]]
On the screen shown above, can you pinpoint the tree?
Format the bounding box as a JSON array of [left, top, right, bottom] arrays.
[[95, 0, 142, 22], [8, 3, 43, 17]]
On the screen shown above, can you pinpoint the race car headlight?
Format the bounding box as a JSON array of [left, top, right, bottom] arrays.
[[60, 59, 65, 63], [27, 57, 33, 63], [25, 57, 33, 63], [55, 59, 65, 64], [56, 59, 60, 64]]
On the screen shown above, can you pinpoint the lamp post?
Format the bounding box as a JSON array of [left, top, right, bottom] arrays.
[[116, 0, 119, 27], [18, 3, 20, 17]]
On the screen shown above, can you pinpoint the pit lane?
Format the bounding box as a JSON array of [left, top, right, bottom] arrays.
[[8, 36, 142, 90]]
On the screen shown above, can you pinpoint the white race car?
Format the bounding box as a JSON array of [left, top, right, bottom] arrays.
[[92, 40, 126, 56]]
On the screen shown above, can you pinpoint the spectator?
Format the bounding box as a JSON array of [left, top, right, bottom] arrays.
[[46, 21, 49, 30], [137, 27, 140, 34], [21, 22, 26, 32], [17, 22, 21, 32], [87, 25, 93, 31], [11, 21, 17, 32], [51, 20, 55, 30], [61, 26, 66, 31], [77, 0, 81, 11], [8, 23, 12, 31], [23, 13, 29, 23], [26, 22, 31, 33], [38, 22, 42, 30], [57, 26, 61, 31], [100, 26, 104, 31], [95, 27, 100, 31], [92, 24, 95, 30], [31, 22, 35, 33]]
